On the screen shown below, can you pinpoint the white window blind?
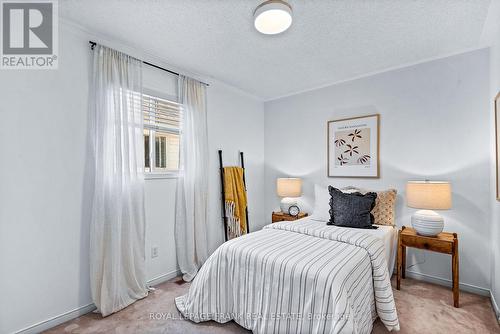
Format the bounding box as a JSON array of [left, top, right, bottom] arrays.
[[143, 94, 181, 131], [142, 93, 181, 173]]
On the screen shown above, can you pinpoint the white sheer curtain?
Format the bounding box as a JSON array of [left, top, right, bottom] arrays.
[[89, 44, 147, 316], [175, 75, 209, 282]]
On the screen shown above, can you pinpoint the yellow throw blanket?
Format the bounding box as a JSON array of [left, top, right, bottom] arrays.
[[223, 167, 247, 239]]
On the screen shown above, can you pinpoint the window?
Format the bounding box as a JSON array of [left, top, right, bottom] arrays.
[[142, 93, 181, 175]]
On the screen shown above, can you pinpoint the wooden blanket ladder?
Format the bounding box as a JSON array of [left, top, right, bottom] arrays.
[[218, 150, 250, 241]]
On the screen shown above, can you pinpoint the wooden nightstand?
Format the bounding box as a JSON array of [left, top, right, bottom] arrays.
[[397, 226, 459, 307], [272, 211, 308, 223]]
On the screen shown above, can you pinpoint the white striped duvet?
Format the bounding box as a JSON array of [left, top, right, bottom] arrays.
[[175, 218, 400, 333]]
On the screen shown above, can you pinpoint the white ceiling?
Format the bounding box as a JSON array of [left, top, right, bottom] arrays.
[[60, 0, 492, 100]]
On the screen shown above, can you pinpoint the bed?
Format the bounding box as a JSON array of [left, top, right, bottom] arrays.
[[175, 217, 400, 333]]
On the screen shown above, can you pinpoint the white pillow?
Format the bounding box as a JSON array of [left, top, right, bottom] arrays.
[[340, 186, 367, 194], [312, 185, 331, 222]]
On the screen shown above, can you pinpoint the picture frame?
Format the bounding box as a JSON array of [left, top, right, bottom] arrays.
[[327, 114, 380, 178], [495, 92, 500, 200]]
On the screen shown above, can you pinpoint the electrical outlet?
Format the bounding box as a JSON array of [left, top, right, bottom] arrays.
[[151, 246, 159, 258]]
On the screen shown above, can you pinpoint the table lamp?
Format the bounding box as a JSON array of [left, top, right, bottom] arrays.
[[277, 178, 302, 213], [406, 181, 452, 236]]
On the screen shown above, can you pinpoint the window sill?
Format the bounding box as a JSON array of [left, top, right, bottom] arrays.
[[145, 173, 179, 180]]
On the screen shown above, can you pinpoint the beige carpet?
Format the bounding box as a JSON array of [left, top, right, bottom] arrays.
[[45, 277, 500, 334]]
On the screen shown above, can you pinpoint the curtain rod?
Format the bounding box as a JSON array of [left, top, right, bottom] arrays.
[[88, 41, 209, 86]]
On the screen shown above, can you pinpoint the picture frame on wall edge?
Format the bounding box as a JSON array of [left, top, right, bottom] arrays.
[[495, 92, 500, 200], [327, 114, 380, 178]]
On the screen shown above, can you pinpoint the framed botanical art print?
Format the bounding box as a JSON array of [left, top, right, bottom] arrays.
[[496, 92, 500, 200], [327, 114, 379, 178]]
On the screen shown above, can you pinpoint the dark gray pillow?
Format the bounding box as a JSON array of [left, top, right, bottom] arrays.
[[327, 186, 378, 229]]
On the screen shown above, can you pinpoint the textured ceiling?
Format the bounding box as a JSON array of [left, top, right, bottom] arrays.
[[60, 0, 492, 100]]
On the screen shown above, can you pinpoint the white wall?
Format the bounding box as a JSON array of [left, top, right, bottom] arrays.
[[492, 32, 500, 324], [483, 0, 500, 319], [0, 24, 93, 334], [264, 49, 491, 293], [207, 81, 265, 252], [144, 178, 179, 282], [0, 22, 264, 334]]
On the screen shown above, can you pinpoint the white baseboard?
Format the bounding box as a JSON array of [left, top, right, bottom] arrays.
[[147, 269, 181, 286], [405, 270, 490, 296], [13, 269, 181, 334], [14, 303, 96, 334], [491, 291, 500, 323]]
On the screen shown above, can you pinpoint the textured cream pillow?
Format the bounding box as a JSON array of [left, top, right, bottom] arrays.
[[371, 189, 397, 226]]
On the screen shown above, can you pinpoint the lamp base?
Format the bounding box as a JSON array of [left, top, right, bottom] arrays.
[[280, 197, 297, 213], [411, 210, 444, 237]]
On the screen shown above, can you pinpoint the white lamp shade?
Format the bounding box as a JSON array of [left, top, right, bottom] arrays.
[[254, 0, 293, 35], [277, 178, 302, 197], [406, 181, 452, 210]]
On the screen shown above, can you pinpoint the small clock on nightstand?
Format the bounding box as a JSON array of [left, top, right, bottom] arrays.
[[288, 205, 300, 217]]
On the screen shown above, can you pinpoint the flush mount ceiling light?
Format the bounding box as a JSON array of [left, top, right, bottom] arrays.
[[254, 0, 293, 35]]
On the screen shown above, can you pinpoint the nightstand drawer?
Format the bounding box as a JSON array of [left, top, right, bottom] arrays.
[[401, 235, 453, 254]]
